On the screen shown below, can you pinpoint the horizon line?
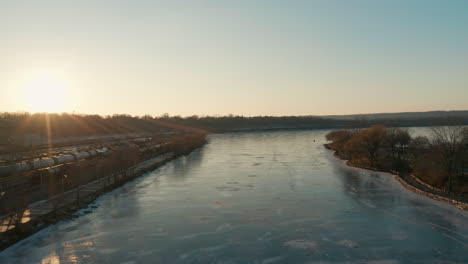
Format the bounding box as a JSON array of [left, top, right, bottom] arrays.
[[2, 109, 468, 118]]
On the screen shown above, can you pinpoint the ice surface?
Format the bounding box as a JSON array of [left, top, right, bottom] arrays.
[[0, 130, 467, 263]]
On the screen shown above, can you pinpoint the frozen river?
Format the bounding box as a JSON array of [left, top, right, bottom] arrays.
[[1, 130, 467, 263]]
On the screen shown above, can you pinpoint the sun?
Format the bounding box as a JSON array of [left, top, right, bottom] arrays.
[[21, 72, 70, 113]]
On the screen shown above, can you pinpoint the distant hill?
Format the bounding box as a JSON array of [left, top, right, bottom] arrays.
[[162, 111, 468, 132], [322, 110, 468, 120]]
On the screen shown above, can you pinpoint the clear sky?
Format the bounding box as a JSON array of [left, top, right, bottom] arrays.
[[1, 0, 467, 116]]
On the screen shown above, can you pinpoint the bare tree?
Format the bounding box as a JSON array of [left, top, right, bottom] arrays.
[[385, 127, 411, 171], [325, 130, 354, 157], [429, 126, 467, 193], [408, 136, 429, 163], [356, 125, 386, 168]]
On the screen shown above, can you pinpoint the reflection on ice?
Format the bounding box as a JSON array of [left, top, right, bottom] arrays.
[[284, 239, 319, 249], [261, 255, 286, 264], [40, 253, 60, 264], [336, 239, 359, 248]]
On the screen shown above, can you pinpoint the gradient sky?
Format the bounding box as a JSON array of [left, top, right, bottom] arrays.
[[1, 0, 467, 116]]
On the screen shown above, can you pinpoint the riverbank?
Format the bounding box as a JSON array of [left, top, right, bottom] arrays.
[[0, 142, 207, 251], [324, 144, 468, 210]]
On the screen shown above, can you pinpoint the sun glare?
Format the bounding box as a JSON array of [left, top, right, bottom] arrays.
[[21, 72, 70, 113]]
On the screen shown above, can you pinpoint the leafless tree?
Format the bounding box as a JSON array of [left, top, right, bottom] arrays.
[[385, 127, 411, 171], [358, 125, 386, 168], [408, 136, 429, 163], [429, 126, 468, 193]]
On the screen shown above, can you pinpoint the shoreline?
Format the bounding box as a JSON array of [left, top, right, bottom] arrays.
[[0, 144, 206, 251], [214, 124, 440, 134], [324, 144, 468, 211]]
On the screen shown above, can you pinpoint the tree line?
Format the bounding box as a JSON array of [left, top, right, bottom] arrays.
[[326, 125, 468, 194], [2, 111, 468, 146]]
